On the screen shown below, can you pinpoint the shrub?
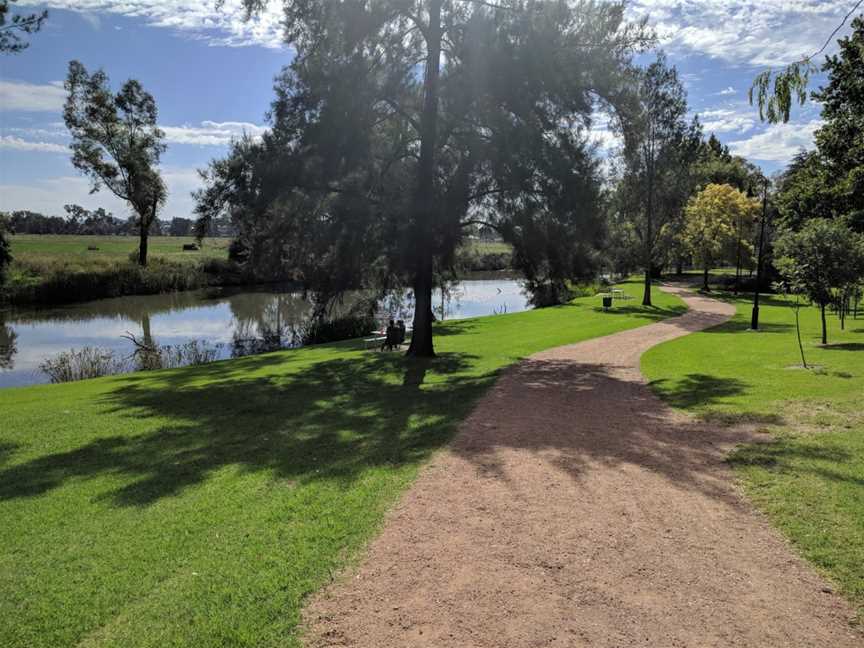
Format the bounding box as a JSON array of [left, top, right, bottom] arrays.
[[39, 347, 128, 383]]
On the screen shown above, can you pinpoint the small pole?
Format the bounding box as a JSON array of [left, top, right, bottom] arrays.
[[751, 176, 769, 330]]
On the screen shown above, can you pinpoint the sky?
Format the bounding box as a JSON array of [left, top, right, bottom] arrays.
[[0, 1, 855, 222]]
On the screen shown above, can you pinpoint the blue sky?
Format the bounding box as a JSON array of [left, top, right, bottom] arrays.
[[0, 1, 853, 221]]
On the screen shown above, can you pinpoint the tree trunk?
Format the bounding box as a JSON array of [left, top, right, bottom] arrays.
[[820, 302, 827, 345], [642, 266, 652, 306], [406, 0, 442, 358], [138, 219, 149, 267], [703, 265, 710, 291], [675, 258, 683, 275]]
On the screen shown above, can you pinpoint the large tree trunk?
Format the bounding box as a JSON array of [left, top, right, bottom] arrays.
[[407, 0, 442, 358], [820, 302, 828, 345], [703, 265, 710, 291], [642, 266, 651, 306]]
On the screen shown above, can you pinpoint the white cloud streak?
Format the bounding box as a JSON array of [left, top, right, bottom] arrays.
[[0, 135, 67, 153], [0, 79, 66, 112], [20, 0, 286, 48], [161, 120, 267, 145], [630, 1, 854, 66], [727, 119, 822, 162]]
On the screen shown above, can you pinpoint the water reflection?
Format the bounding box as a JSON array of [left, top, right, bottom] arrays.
[[0, 275, 528, 388]]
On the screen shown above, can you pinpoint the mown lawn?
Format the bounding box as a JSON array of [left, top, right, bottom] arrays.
[[10, 234, 230, 264], [0, 279, 684, 648], [642, 292, 864, 620]]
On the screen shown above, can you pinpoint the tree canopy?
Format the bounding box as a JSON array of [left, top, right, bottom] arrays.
[[0, 0, 47, 54], [198, 0, 653, 355]]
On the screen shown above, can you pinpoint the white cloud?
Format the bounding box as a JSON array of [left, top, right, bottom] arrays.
[[698, 108, 755, 134], [727, 119, 821, 162], [630, 1, 854, 66], [0, 79, 66, 112], [0, 135, 67, 153], [19, 0, 286, 48], [716, 86, 736, 96], [161, 120, 267, 146], [0, 166, 203, 220]]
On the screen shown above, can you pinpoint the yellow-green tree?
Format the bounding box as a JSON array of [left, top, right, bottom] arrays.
[[682, 183, 758, 291]]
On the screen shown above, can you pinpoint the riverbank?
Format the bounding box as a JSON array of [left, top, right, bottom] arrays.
[[0, 278, 685, 648], [3, 236, 516, 305]]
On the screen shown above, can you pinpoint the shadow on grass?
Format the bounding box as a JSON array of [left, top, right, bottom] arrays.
[[0, 349, 491, 507], [648, 373, 749, 409], [821, 343, 864, 352], [729, 440, 864, 487]]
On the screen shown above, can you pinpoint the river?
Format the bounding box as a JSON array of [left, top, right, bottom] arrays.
[[0, 275, 530, 388]]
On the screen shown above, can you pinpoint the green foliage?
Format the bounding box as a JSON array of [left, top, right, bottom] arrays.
[[0, 0, 47, 53], [63, 61, 167, 266], [617, 52, 703, 301], [0, 279, 684, 647], [812, 16, 864, 231], [774, 218, 864, 343], [681, 183, 759, 288], [749, 61, 815, 124]]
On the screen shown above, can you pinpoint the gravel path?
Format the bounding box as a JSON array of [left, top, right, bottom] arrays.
[[306, 285, 861, 647]]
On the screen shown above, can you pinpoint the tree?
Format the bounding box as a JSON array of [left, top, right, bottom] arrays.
[[774, 218, 864, 344], [0, 0, 47, 54], [812, 16, 864, 232], [0, 213, 12, 286], [618, 53, 702, 305], [681, 183, 756, 291], [63, 61, 167, 266], [206, 0, 652, 356]]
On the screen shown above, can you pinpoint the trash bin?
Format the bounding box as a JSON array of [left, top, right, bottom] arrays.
[[602, 295, 612, 311]]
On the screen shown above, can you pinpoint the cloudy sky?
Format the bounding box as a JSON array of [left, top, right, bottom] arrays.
[[0, 1, 855, 221]]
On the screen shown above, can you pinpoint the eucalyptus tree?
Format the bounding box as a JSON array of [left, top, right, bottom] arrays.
[[617, 53, 702, 305], [63, 61, 167, 266], [205, 0, 652, 356], [0, 0, 47, 54]]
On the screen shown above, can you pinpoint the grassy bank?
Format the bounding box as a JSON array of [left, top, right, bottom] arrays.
[[642, 292, 864, 620], [0, 279, 683, 648], [4, 235, 237, 304]]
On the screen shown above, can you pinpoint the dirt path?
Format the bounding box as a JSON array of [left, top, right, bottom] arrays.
[[306, 285, 861, 647]]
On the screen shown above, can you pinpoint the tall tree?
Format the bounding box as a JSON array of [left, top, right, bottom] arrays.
[[63, 61, 167, 266], [0, 0, 47, 54], [618, 53, 702, 305], [208, 0, 652, 356], [812, 16, 864, 232]]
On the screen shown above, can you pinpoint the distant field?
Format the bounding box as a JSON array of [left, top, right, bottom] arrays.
[[466, 240, 511, 255], [10, 235, 230, 263]]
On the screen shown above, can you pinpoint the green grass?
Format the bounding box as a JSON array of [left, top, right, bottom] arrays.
[[0, 279, 684, 648], [10, 234, 230, 263], [642, 292, 864, 619], [4, 236, 236, 305]]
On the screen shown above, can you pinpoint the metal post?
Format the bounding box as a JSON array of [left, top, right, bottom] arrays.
[[751, 177, 769, 330]]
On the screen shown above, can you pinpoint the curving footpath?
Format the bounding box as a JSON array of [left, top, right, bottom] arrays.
[[307, 285, 861, 647]]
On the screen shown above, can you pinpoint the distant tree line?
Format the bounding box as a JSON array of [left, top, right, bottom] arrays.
[[1, 207, 234, 238]]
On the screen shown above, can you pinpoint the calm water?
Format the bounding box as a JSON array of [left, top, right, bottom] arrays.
[[0, 276, 529, 388]]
